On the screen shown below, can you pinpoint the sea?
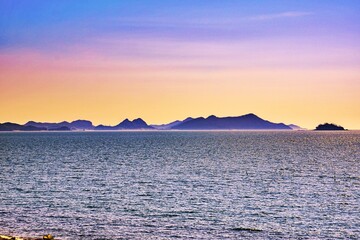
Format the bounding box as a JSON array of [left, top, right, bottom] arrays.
[[0, 131, 359, 239]]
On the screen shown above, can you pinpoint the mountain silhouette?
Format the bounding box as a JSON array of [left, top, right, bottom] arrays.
[[172, 113, 291, 130], [25, 120, 94, 130], [0, 122, 46, 131], [94, 118, 153, 130], [69, 120, 94, 130], [25, 121, 67, 129], [115, 118, 152, 129]]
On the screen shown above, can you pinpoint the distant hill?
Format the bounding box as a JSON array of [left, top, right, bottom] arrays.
[[25, 120, 94, 130], [94, 118, 154, 130], [0, 122, 46, 131], [315, 123, 345, 131], [25, 121, 66, 129], [151, 117, 194, 130], [172, 114, 291, 130], [69, 120, 94, 130]]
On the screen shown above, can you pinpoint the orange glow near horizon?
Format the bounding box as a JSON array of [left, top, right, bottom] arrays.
[[1, 49, 359, 129]]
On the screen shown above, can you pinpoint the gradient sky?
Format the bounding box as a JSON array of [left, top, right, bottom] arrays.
[[1, 0, 359, 129]]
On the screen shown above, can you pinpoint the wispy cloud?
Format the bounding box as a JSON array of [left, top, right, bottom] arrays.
[[105, 11, 314, 35], [112, 11, 313, 28], [248, 11, 313, 21]]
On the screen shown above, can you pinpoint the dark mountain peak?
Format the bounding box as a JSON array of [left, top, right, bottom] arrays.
[[183, 117, 194, 122], [133, 118, 146, 124], [115, 118, 152, 129], [132, 118, 152, 129], [207, 115, 217, 119], [120, 118, 131, 124], [115, 119, 131, 128], [25, 120, 43, 126], [242, 113, 261, 119]]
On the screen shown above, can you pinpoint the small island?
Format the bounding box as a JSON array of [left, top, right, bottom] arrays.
[[315, 123, 346, 131]]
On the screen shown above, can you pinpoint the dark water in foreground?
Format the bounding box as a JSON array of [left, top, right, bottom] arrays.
[[0, 131, 359, 239]]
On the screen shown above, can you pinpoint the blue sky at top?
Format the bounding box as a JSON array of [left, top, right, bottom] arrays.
[[1, 0, 359, 53]]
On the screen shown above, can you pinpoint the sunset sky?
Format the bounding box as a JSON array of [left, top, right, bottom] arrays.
[[1, 1, 359, 129]]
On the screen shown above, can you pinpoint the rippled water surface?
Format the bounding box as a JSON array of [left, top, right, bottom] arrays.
[[0, 131, 359, 239]]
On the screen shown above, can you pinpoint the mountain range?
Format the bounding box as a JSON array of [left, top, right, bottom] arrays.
[[0, 113, 303, 131]]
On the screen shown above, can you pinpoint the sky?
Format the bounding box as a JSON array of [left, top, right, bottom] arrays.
[[0, 0, 359, 129]]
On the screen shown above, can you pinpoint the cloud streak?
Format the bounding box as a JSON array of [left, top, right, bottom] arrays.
[[248, 11, 313, 21], [112, 11, 314, 28]]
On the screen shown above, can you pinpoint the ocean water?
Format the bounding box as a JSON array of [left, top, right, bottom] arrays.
[[0, 131, 359, 240]]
